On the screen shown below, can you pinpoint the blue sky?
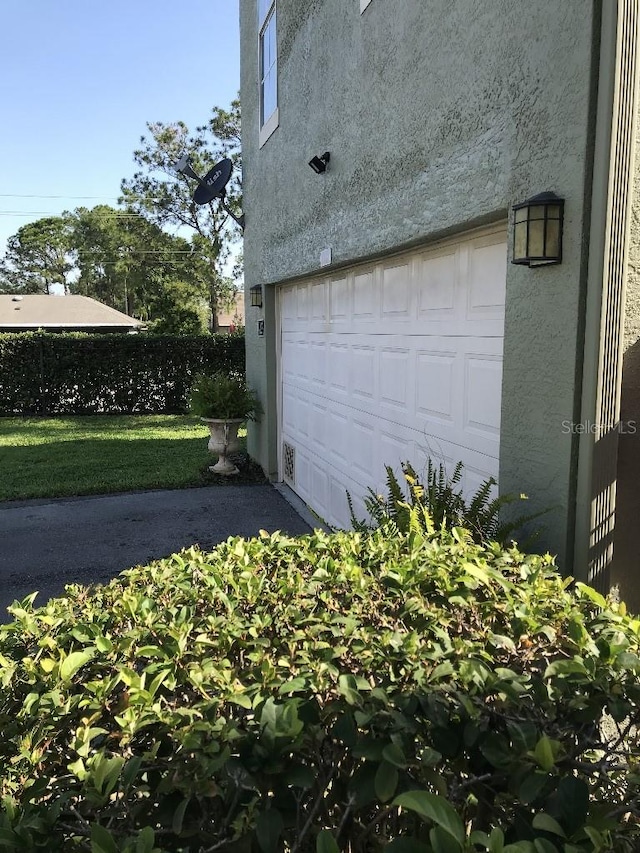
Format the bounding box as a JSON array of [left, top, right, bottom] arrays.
[[0, 0, 240, 255]]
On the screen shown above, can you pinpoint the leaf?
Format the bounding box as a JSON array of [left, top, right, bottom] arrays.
[[382, 742, 407, 768], [616, 651, 640, 672], [533, 841, 558, 853], [332, 712, 358, 746], [338, 674, 363, 706], [316, 829, 340, 853], [93, 755, 125, 796], [544, 659, 587, 679], [384, 840, 429, 853], [95, 636, 112, 653], [419, 746, 442, 767], [0, 829, 20, 848], [575, 583, 607, 609], [172, 798, 189, 835], [463, 562, 491, 585], [533, 736, 555, 772], [257, 809, 284, 853], [278, 676, 308, 694], [286, 765, 316, 789], [488, 827, 505, 853], [481, 733, 512, 768], [229, 692, 253, 709], [549, 777, 588, 836], [532, 813, 566, 837], [375, 761, 399, 802], [430, 661, 454, 681], [136, 827, 155, 853], [393, 791, 464, 844], [137, 645, 168, 659], [90, 824, 118, 853], [430, 826, 462, 853], [60, 648, 95, 682], [519, 772, 548, 804]]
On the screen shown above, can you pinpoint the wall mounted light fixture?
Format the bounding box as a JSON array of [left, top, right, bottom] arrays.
[[512, 192, 564, 266], [250, 285, 263, 308], [309, 151, 331, 174]]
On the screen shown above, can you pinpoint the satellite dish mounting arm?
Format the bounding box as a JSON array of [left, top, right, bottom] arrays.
[[220, 189, 246, 231]]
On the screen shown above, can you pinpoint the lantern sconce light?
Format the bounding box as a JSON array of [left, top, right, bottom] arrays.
[[250, 285, 263, 308], [512, 192, 564, 267]]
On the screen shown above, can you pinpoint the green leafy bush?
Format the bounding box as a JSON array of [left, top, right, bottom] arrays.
[[349, 460, 546, 545], [0, 331, 245, 416], [1, 522, 639, 851], [188, 371, 262, 420]]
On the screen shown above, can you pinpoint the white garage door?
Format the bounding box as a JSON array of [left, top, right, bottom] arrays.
[[278, 226, 507, 529]]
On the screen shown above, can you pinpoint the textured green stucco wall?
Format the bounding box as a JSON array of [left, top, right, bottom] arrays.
[[240, 0, 599, 569]]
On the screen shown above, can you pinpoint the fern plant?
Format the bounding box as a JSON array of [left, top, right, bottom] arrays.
[[188, 372, 262, 421], [348, 459, 547, 546]]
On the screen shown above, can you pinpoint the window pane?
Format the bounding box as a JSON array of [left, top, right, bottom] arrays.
[[258, 0, 273, 26], [267, 10, 277, 67], [262, 14, 274, 68], [262, 68, 277, 123]]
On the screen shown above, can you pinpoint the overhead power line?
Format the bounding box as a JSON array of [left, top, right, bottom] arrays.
[[0, 193, 165, 201]]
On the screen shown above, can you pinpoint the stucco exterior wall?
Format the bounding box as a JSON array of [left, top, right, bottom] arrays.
[[614, 114, 640, 607], [241, 0, 599, 569]]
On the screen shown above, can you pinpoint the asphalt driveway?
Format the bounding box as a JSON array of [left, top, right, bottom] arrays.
[[0, 484, 313, 618]]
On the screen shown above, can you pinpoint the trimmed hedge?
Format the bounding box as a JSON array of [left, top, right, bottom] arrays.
[[0, 332, 245, 415], [1, 521, 640, 851]]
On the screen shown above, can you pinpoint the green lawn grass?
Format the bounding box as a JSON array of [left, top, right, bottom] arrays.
[[0, 416, 254, 502]]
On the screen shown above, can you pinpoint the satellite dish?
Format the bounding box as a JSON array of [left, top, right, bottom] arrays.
[[193, 158, 233, 205]]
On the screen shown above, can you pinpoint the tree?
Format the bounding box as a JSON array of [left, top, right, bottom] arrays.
[[120, 99, 242, 320], [70, 205, 208, 326], [0, 216, 74, 294]]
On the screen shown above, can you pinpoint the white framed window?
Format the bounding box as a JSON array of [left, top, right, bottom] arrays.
[[259, 0, 278, 147], [360, 0, 374, 11]]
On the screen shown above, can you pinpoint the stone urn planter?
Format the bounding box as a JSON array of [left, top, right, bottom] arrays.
[[203, 418, 244, 475], [188, 372, 262, 477]]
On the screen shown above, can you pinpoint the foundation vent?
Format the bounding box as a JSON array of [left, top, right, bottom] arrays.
[[283, 442, 296, 485]]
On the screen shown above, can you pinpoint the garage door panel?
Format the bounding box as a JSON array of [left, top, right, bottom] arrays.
[[310, 340, 327, 387], [353, 269, 377, 319], [351, 418, 376, 480], [464, 355, 503, 438], [351, 345, 376, 400], [329, 343, 349, 394], [330, 275, 349, 321], [311, 281, 327, 320], [279, 228, 506, 529], [417, 250, 457, 315], [380, 348, 411, 410], [382, 260, 413, 317], [467, 239, 507, 319], [416, 350, 456, 422]]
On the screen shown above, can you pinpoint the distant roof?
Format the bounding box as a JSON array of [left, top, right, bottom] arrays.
[[0, 295, 144, 330], [217, 291, 245, 328]]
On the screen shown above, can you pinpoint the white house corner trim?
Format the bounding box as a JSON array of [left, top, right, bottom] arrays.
[[259, 109, 279, 148]]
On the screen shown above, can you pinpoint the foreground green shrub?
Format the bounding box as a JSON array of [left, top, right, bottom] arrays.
[[0, 331, 245, 415], [1, 523, 640, 851]]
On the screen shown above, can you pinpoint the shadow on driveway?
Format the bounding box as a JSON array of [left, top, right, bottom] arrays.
[[0, 484, 312, 618]]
